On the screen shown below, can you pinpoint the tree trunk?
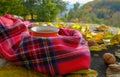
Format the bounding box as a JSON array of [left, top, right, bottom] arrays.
[[30, 13, 34, 20]]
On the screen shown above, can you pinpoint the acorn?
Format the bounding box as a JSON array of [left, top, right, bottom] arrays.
[[103, 53, 116, 64]]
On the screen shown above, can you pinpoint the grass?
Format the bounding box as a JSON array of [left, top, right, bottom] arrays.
[[0, 64, 98, 77], [0, 64, 61, 77]]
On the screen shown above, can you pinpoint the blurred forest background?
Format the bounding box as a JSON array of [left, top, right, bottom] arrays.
[[0, 0, 120, 27]]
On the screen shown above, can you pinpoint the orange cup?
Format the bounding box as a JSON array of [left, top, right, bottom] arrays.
[[30, 26, 59, 37]]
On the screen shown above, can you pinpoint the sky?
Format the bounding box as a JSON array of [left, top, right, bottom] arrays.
[[63, 0, 94, 4]]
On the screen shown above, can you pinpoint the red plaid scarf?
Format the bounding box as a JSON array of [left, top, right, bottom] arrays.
[[0, 15, 90, 75]]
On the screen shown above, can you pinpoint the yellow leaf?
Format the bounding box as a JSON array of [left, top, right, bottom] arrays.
[[92, 33, 104, 43], [55, 23, 65, 28], [85, 32, 93, 40], [70, 23, 81, 30], [118, 30, 120, 34]]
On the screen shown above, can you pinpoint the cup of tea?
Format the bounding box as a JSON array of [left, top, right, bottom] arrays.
[[30, 26, 59, 37]]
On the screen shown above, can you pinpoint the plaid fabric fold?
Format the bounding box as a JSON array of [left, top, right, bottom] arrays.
[[0, 21, 28, 42], [0, 16, 13, 26], [14, 34, 90, 75], [0, 16, 90, 75], [0, 14, 19, 26]]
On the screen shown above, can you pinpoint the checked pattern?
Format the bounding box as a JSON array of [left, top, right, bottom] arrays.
[[0, 14, 90, 75]]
